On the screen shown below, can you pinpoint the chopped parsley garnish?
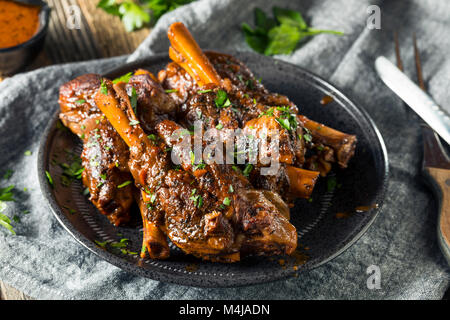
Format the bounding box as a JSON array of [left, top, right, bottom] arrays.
[[302, 128, 313, 142], [147, 134, 157, 141], [0, 186, 14, 202], [75, 99, 86, 105], [190, 151, 206, 171], [100, 79, 108, 95], [112, 72, 133, 84], [24, 150, 32, 156], [117, 181, 132, 189], [232, 165, 241, 174], [189, 190, 203, 208], [223, 197, 231, 206], [63, 205, 77, 215], [94, 240, 108, 248], [59, 153, 84, 187], [0, 186, 17, 235], [129, 86, 138, 114], [190, 151, 196, 166], [274, 106, 298, 132], [215, 90, 231, 108], [3, 169, 13, 180], [243, 164, 254, 177], [197, 89, 212, 94], [45, 171, 54, 187], [129, 120, 140, 126], [165, 89, 178, 93], [0, 212, 15, 235], [228, 185, 234, 193], [215, 123, 224, 130]]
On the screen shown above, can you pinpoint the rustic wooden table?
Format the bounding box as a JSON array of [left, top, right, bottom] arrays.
[[0, 0, 150, 299]]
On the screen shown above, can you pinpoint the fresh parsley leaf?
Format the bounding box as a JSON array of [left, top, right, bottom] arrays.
[[94, 240, 108, 248], [100, 79, 108, 95], [272, 6, 307, 29], [0, 212, 16, 235], [197, 89, 212, 94], [189, 193, 203, 208], [117, 181, 133, 189], [0, 186, 16, 234], [119, 1, 150, 32], [0, 186, 14, 202], [215, 90, 231, 108], [129, 86, 138, 114], [97, 0, 120, 15], [3, 169, 13, 180], [243, 164, 253, 177], [113, 72, 133, 84], [45, 171, 54, 188], [264, 23, 302, 56], [242, 6, 343, 56], [223, 197, 231, 206]]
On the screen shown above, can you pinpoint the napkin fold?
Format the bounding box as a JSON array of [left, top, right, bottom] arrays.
[[0, 0, 449, 299]]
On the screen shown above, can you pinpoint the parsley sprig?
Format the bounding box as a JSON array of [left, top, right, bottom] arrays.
[[242, 7, 343, 56], [0, 184, 15, 235], [98, 0, 196, 32]]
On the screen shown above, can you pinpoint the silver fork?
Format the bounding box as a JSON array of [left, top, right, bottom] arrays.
[[394, 32, 450, 264]]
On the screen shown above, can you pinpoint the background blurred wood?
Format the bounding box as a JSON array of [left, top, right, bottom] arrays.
[[0, 0, 150, 299]]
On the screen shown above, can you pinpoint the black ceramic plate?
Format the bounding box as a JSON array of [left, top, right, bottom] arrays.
[[38, 52, 388, 287]]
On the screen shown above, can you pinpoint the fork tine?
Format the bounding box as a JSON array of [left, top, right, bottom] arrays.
[[413, 34, 450, 168], [413, 32, 426, 91], [394, 32, 404, 71]]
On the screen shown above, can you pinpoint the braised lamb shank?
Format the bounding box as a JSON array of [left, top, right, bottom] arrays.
[[57, 22, 357, 262]]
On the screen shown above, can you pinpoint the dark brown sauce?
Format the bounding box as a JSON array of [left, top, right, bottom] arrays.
[[336, 204, 379, 219], [290, 249, 308, 270], [355, 204, 379, 212], [185, 263, 198, 272], [320, 95, 334, 105]]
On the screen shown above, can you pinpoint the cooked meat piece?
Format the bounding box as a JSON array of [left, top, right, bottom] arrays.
[[58, 74, 134, 226], [59, 74, 103, 137], [155, 119, 297, 260], [54, 22, 357, 264], [126, 74, 177, 132], [95, 80, 297, 261], [80, 118, 133, 226]]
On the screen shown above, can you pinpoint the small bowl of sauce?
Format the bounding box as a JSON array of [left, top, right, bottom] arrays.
[[0, 0, 50, 75]]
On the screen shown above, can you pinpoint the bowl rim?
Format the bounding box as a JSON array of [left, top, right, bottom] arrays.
[[0, 0, 50, 53]]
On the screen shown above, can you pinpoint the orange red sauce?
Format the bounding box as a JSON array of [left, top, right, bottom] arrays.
[[0, 0, 40, 49]]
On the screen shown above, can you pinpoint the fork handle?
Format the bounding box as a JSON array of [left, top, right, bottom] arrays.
[[424, 167, 450, 264]]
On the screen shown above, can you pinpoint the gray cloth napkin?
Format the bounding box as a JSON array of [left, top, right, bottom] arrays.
[[0, 0, 449, 300]]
